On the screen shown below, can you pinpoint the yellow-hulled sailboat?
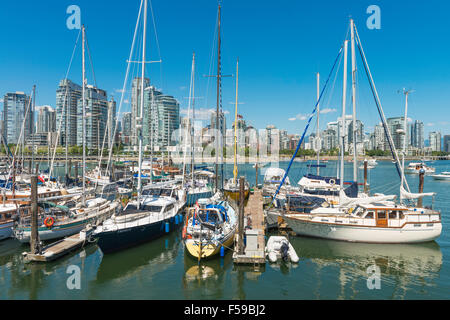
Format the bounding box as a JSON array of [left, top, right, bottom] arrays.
[[223, 58, 250, 201]]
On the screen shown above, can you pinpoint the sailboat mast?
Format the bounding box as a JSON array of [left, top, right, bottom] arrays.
[[82, 24, 86, 206], [316, 73, 320, 176], [233, 58, 239, 182], [350, 19, 358, 182], [215, 3, 221, 192], [137, 0, 148, 209], [401, 90, 410, 198], [32, 85, 36, 174], [340, 40, 348, 192], [191, 53, 196, 187]]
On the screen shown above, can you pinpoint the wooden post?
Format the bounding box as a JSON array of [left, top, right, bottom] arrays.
[[35, 164, 40, 176], [364, 159, 368, 194], [255, 164, 258, 188], [418, 169, 425, 208], [28, 159, 32, 173], [238, 176, 245, 255], [68, 159, 72, 177], [30, 176, 40, 254], [75, 162, 79, 184]]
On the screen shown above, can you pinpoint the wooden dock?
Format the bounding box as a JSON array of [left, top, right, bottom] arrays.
[[233, 189, 266, 266], [23, 231, 89, 263]]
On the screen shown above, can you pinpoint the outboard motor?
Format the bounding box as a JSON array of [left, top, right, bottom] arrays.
[[280, 241, 289, 262]]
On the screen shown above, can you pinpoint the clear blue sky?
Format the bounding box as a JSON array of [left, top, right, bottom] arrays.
[[0, 0, 449, 137]]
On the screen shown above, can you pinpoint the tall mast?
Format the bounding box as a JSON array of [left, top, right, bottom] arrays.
[[316, 73, 320, 175], [215, 3, 221, 192], [81, 25, 86, 206], [32, 85, 36, 174], [339, 40, 348, 193], [191, 53, 196, 187], [233, 58, 239, 183], [137, 0, 148, 209], [400, 89, 411, 199], [350, 19, 358, 182]]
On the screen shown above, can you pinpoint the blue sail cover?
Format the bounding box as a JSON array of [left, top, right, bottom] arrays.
[[344, 182, 359, 198]]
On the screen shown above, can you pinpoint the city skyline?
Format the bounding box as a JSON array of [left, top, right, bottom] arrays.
[[0, 0, 449, 139]]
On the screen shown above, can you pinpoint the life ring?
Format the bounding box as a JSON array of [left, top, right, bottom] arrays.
[[329, 179, 336, 186], [44, 217, 55, 228]]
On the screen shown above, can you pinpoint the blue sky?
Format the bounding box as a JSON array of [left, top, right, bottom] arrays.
[[0, 0, 449, 137]]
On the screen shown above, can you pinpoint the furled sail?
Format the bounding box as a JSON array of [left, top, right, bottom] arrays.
[[339, 190, 396, 207], [400, 186, 435, 200]]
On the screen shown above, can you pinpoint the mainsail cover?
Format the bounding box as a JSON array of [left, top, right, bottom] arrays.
[[339, 190, 396, 207], [400, 186, 435, 200]]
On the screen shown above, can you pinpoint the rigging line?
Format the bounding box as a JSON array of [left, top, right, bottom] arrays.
[[49, 31, 82, 181], [204, 8, 219, 110], [271, 45, 344, 206], [85, 31, 98, 88], [148, 0, 163, 88], [354, 24, 410, 193], [105, 0, 144, 175]]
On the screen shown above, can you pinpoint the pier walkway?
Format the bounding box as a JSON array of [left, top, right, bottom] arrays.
[[233, 190, 266, 266]]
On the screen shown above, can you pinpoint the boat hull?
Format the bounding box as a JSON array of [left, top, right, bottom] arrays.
[[0, 221, 14, 241], [224, 189, 250, 202], [184, 229, 235, 260], [95, 216, 181, 254], [283, 215, 442, 244]]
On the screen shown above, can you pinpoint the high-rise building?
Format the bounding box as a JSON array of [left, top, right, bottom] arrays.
[[131, 77, 150, 146], [56, 79, 82, 146], [411, 120, 424, 149], [107, 98, 117, 149], [121, 112, 132, 145], [429, 131, 441, 152], [374, 123, 386, 151], [3, 92, 33, 144], [386, 117, 406, 150], [443, 135, 450, 153], [76, 85, 109, 150], [210, 110, 227, 142], [37, 106, 56, 133]]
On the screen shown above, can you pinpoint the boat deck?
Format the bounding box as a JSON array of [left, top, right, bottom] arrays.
[[233, 190, 266, 266]]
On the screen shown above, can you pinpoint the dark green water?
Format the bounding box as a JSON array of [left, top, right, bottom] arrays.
[[1, 160, 449, 299]]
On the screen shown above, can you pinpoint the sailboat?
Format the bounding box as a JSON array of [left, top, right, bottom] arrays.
[[223, 59, 249, 201], [93, 0, 184, 253], [280, 19, 441, 244], [184, 53, 213, 207], [182, 3, 237, 260], [14, 25, 120, 243]]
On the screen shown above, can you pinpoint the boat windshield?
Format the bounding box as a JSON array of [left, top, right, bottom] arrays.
[[142, 188, 173, 197]]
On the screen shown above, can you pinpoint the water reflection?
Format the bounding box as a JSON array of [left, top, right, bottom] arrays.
[[182, 251, 233, 299], [288, 235, 443, 299], [0, 240, 98, 299], [96, 233, 181, 284]]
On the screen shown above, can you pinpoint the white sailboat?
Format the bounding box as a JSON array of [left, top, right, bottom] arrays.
[[280, 19, 441, 244]]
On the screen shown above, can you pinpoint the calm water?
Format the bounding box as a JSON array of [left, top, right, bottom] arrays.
[[1, 160, 449, 300]]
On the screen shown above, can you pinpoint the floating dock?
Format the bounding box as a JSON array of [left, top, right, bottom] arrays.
[[233, 190, 266, 266], [23, 230, 90, 263]]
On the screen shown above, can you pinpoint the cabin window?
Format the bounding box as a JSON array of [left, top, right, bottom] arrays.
[[365, 211, 374, 219], [165, 204, 174, 212], [389, 211, 398, 219], [143, 205, 162, 213], [399, 212, 405, 219], [377, 211, 387, 219]]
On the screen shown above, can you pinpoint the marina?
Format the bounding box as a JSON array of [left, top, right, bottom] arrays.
[[0, 0, 449, 304]]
